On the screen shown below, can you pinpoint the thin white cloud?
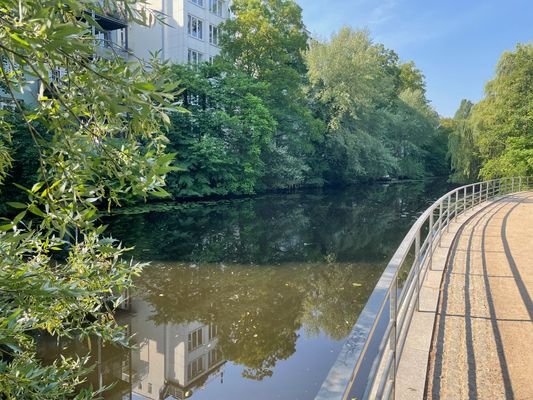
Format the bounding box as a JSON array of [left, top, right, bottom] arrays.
[[374, 2, 492, 51], [367, 0, 399, 26]]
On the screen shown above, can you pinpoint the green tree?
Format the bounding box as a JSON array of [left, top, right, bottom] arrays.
[[398, 61, 427, 94], [447, 99, 481, 182], [470, 44, 533, 178], [306, 29, 397, 183], [306, 29, 396, 132], [165, 62, 276, 197], [221, 0, 323, 189], [0, 0, 178, 397], [306, 28, 442, 183]]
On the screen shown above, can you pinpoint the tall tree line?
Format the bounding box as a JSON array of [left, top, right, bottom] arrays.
[[448, 43, 532, 182], [164, 0, 448, 198]]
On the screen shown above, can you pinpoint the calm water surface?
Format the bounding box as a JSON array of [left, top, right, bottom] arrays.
[[40, 180, 450, 399]]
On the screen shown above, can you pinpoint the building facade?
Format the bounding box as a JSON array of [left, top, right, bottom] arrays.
[[1, 0, 228, 109], [128, 0, 230, 64]]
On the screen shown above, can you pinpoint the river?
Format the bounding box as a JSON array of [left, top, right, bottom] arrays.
[[38, 179, 450, 400]]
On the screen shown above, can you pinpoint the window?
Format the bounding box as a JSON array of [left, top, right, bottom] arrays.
[[147, 383, 152, 394], [118, 28, 127, 49], [209, 24, 220, 46], [50, 67, 66, 83], [95, 30, 112, 48], [208, 323, 218, 340], [208, 348, 221, 367], [209, 56, 215, 64], [187, 92, 200, 106], [187, 49, 203, 65], [0, 100, 16, 111], [191, 0, 204, 7], [187, 15, 203, 40], [187, 356, 205, 380], [209, 0, 224, 16], [188, 327, 203, 351]]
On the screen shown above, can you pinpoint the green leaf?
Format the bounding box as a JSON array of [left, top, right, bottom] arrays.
[[31, 182, 45, 193], [0, 223, 14, 231], [6, 202, 27, 209], [134, 82, 156, 91], [28, 204, 46, 218], [9, 32, 30, 47], [13, 211, 26, 224], [150, 188, 171, 198]]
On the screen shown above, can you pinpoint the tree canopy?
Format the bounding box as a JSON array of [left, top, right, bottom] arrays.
[[447, 44, 532, 182], [306, 28, 442, 183]]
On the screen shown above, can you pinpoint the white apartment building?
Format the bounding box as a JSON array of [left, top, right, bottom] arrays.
[[1, 0, 229, 109], [128, 0, 230, 64]]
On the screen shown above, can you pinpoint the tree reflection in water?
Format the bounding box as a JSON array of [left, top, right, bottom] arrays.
[[39, 180, 451, 399], [137, 260, 381, 381]]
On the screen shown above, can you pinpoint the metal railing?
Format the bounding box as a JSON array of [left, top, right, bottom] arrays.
[[316, 176, 532, 400]]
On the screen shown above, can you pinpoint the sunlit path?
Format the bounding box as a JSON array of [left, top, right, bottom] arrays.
[[426, 193, 533, 399]]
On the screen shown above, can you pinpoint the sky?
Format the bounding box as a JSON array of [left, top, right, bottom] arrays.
[[295, 0, 532, 117]]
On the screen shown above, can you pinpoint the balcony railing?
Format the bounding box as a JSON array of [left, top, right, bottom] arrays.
[[93, 1, 127, 31]]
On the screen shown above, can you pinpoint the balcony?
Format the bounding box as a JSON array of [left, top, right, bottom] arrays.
[[94, 12, 127, 32], [91, 0, 128, 32]]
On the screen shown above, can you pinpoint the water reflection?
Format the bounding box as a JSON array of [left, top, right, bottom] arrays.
[[40, 180, 451, 399], [108, 181, 443, 265], [57, 261, 380, 399], [119, 298, 225, 400], [137, 260, 380, 378]]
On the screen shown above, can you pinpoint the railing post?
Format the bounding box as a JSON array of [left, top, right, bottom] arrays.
[[97, 337, 103, 390], [390, 276, 398, 400], [454, 191, 458, 221], [446, 195, 452, 232], [438, 201, 443, 246], [519, 176, 523, 191], [429, 211, 434, 271], [512, 177, 515, 193], [416, 229, 421, 310], [463, 187, 467, 213]]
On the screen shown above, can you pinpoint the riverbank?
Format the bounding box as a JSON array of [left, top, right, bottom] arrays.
[[106, 177, 451, 216]]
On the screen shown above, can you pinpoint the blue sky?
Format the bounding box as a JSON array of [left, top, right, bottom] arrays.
[[295, 0, 532, 117]]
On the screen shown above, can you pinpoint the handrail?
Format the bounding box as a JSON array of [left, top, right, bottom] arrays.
[[315, 176, 532, 400]]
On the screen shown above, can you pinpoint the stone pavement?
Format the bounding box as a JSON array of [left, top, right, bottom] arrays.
[[426, 193, 533, 400]]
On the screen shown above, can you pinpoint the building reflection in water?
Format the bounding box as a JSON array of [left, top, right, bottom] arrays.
[[116, 296, 225, 400], [38, 295, 226, 400]]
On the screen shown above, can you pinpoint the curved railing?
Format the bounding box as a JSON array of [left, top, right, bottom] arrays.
[[316, 177, 532, 400]]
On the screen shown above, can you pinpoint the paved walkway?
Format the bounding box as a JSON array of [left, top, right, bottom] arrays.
[[426, 193, 533, 400]]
